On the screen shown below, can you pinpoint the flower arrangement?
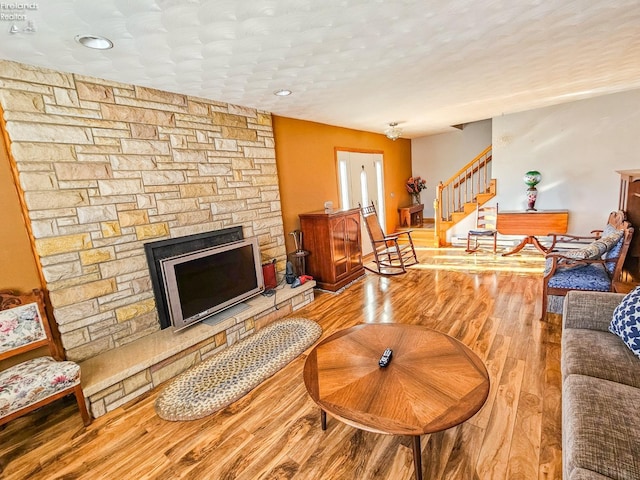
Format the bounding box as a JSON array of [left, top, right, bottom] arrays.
[[406, 176, 427, 194], [406, 176, 427, 204]]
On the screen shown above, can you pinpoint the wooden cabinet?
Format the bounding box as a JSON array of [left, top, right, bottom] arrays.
[[617, 170, 640, 281], [299, 208, 364, 292]]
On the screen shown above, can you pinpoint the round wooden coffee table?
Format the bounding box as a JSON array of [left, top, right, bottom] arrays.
[[303, 323, 490, 480]]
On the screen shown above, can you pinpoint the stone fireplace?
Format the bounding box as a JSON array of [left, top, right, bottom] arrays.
[[0, 60, 316, 416]]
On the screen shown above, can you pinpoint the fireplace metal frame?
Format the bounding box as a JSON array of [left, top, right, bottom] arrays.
[[144, 226, 244, 329]]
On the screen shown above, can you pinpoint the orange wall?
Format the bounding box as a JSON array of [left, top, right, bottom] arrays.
[[0, 117, 41, 292], [273, 116, 412, 253], [0, 112, 47, 368]]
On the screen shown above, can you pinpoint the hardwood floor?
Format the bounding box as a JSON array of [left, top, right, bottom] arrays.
[[0, 247, 562, 480]]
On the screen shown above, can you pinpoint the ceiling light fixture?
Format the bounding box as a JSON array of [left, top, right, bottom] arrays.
[[385, 122, 402, 140], [75, 34, 113, 50], [273, 89, 292, 96]]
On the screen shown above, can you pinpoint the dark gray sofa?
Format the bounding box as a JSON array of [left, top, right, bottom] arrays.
[[562, 290, 640, 480]]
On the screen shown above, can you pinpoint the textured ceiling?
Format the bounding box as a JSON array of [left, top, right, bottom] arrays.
[[2, 0, 640, 137]]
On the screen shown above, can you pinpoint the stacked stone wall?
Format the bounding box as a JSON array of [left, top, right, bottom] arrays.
[[0, 60, 286, 362]]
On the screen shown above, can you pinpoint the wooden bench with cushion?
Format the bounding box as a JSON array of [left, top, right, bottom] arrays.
[[0, 289, 91, 426]]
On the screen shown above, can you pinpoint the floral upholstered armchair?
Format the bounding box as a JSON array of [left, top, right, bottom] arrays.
[[0, 289, 91, 426], [541, 212, 634, 320]]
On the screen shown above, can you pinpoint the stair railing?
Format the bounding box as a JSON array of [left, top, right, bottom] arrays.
[[434, 145, 493, 245]]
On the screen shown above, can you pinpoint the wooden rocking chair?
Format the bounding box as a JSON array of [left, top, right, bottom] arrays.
[[0, 289, 91, 426], [360, 202, 419, 275]]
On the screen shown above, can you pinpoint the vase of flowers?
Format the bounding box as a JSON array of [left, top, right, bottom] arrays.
[[406, 176, 427, 204]]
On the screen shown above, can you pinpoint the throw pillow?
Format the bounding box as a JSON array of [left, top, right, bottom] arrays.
[[600, 223, 617, 238], [609, 286, 640, 358], [601, 229, 625, 275], [544, 241, 608, 275]]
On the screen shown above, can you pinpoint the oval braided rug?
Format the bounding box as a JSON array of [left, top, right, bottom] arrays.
[[155, 317, 322, 421]]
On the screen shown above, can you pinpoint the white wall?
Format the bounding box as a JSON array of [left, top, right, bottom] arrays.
[[412, 89, 640, 242], [411, 120, 492, 218], [492, 89, 640, 235]]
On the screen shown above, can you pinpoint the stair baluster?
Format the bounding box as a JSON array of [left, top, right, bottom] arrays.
[[434, 145, 494, 247]]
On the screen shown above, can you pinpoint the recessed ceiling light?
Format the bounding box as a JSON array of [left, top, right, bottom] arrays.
[[75, 34, 113, 50], [273, 89, 292, 97]]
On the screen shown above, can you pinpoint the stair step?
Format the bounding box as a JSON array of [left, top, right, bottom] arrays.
[[440, 220, 454, 230], [395, 226, 437, 248], [451, 211, 467, 223], [476, 193, 494, 204], [463, 203, 477, 214]]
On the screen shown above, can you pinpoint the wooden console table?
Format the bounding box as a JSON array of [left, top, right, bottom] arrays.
[[497, 210, 569, 256], [398, 204, 424, 227]]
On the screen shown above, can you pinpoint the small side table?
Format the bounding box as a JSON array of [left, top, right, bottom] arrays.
[[398, 204, 424, 227], [287, 250, 309, 276], [612, 281, 640, 294]]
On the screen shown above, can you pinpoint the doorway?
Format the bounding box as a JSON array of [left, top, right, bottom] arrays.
[[336, 150, 384, 256]]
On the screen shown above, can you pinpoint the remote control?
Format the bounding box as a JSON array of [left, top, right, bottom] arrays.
[[378, 348, 393, 367]]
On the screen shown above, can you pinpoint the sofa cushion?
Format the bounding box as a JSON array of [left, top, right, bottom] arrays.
[[609, 286, 640, 358], [547, 263, 611, 291], [563, 291, 626, 332], [570, 468, 617, 480], [563, 375, 640, 480], [562, 328, 640, 388], [0, 356, 81, 418]]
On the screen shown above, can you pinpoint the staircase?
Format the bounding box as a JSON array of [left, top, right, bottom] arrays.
[[396, 219, 438, 248], [393, 145, 495, 248], [434, 145, 495, 247]]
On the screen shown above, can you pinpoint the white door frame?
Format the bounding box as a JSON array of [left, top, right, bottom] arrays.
[[336, 149, 385, 256]]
